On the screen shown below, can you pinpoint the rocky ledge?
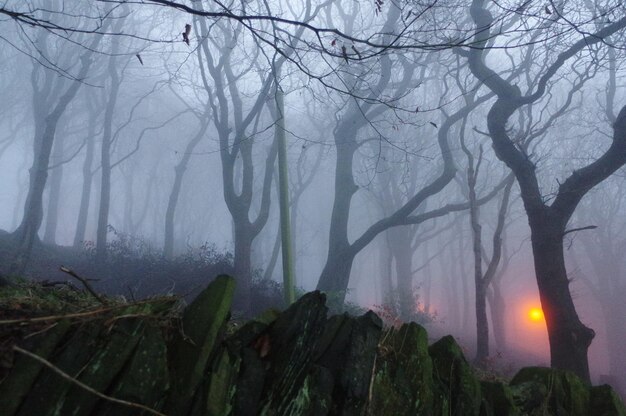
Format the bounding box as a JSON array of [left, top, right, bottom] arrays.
[[1, 275, 624, 415]]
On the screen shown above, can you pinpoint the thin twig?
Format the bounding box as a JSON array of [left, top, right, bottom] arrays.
[[562, 225, 597, 237], [0, 308, 114, 325], [0, 299, 171, 325], [59, 266, 107, 305], [23, 322, 59, 340], [13, 345, 167, 416]]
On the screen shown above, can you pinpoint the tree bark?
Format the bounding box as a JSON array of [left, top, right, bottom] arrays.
[[164, 121, 208, 259], [11, 52, 95, 275], [466, 0, 626, 381], [73, 110, 97, 249], [531, 218, 595, 381], [43, 133, 65, 245], [487, 279, 507, 353], [95, 45, 121, 266]]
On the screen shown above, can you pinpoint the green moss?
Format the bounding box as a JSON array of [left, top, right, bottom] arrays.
[[165, 274, 235, 415], [588, 385, 626, 416], [369, 323, 434, 415], [97, 323, 169, 416], [206, 347, 241, 416], [429, 335, 482, 416], [511, 367, 590, 416], [0, 319, 71, 416], [480, 381, 521, 416]]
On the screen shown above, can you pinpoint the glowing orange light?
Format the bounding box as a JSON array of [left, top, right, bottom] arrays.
[[528, 307, 544, 322]]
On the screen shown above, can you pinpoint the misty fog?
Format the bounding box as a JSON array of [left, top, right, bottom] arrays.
[[1, 0, 625, 395]]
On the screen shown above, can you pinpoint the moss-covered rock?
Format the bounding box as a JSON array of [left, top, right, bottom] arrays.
[[480, 381, 521, 416], [368, 322, 434, 415], [0, 319, 71, 416], [589, 384, 626, 416], [97, 323, 169, 416], [258, 291, 329, 415], [205, 346, 241, 416], [3, 280, 626, 416], [165, 274, 235, 415], [57, 316, 148, 415], [429, 335, 482, 416], [511, 366, 590, 416]]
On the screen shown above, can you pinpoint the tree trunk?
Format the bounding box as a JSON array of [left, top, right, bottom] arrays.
[[316, 249, 357, 300], [164, 122, 207, 259], [73, 115, 96, 248], [42, 133, 65, 245], [388, 227, 415, 320], [603, 299, 626, 393], [380, 233, 395, 308], [488, 280, 507, 353], [95, 53, 120, 266], [316, 126, 358, 297], [11, 121, 55, 274], [474, 281, 489, 362], [531, 217, 594, 382], [233, 223, 253, 311]]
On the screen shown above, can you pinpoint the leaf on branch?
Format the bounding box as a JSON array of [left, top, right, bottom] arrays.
[[429, 121, 438, 128], [544, 5, 552, 15], [331, 39, 337, 47], [415, 106, 420, 112], [135, 54, 143, 65], [182, 23, 191, 46], [351, 45, 362, 59]]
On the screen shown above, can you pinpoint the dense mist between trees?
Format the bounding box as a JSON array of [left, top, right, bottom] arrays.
[[1, 0, 626, 393]]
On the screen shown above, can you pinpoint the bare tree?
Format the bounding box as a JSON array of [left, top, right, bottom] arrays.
[[465, 0, 626, 381], [10, 8, 107, 274]]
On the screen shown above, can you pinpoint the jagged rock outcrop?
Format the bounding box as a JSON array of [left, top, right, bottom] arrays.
[[1, 275, 624, 415]]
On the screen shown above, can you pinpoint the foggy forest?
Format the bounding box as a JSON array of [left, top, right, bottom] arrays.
[[1, 0, 626, 410]]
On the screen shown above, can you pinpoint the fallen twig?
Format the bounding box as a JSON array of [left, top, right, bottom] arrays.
[[0, 308, 115, 325], [13, 345, 167, 416], [0, 298, 171, 325], [59, 266, 107, 305]]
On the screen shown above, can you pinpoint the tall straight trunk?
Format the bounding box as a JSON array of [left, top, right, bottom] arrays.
[[262, 222, 282, 281], [43, 133, 65, 245], [95, 52, 121, 266], [380, 233, 394, 307], [422, 242, 433, 314], [164, 121, 208, 258], [12, 121, 55, 273], [603, 301, 626, 393], [441, 235, 461, 331], [275, 85, 295, 305], [11, 159, 28, 232], [458, 226, 472, 331], [488, 279, 507, 353], [388, 226, 415, 319], [316, 126, 359, 295], [122, 169, 134, 233], [73, 113, 96, 248], [233, 223, 253, 310], [465, 153, 489, 362], [474, 282, 489, 361]]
